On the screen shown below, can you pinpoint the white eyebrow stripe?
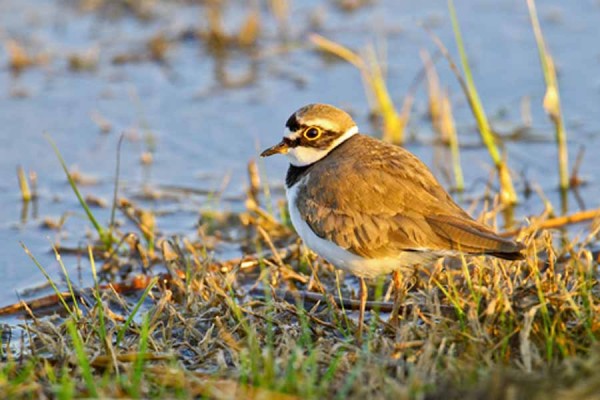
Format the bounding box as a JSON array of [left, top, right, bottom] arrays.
[[301, 118, 338, 132], [284, 127, 301, 140]]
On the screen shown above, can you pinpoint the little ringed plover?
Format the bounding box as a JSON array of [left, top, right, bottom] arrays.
[[261, 103, 524, 334]]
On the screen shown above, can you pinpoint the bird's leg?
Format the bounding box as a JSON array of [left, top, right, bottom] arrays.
[[390, 271, 404, 326], [357, 277, 368, 342]]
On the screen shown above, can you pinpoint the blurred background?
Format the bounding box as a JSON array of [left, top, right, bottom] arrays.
[[1, 0, 599, 307]]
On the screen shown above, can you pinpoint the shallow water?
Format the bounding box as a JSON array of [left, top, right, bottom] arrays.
[[1, 0, 599, 309]]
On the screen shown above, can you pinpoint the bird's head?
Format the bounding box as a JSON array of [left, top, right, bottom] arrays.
[[260, 103, 358, 166]]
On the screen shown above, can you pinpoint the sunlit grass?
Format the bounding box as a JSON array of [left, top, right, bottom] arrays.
[[446, 0, 518, 205], [16, 165, 31, 202], [310, 34, 407, 144], [527, 0, 569, 193], [442, 90, 465, 192], [421, 49, 464, 192], [7, 209, 600, 399]]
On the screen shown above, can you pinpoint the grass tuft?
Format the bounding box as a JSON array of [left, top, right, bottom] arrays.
[[66, 319, 98, 398], [116, 277, 158, 347], [7, 210, 600, 398], [20, 242, 79, 321]]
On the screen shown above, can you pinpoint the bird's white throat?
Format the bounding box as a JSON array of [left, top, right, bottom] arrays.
[[285, 125, 358, 167]]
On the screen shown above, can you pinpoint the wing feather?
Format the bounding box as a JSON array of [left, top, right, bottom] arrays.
[[294, 135, 523, 260]]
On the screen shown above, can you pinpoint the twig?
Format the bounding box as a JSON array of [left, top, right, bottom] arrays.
[[91, 352, 173, 367], [249, 288, 454, 314], [0, 273, 162, 317], [501, 208, 600, 237]]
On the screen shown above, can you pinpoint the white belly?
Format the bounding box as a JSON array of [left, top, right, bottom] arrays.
[[286, 178, 437, 278]]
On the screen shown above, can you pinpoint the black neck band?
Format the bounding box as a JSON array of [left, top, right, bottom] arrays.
[[285, 164, 312, 188]]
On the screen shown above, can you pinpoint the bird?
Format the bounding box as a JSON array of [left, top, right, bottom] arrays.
[[260, 103, 524, 336]]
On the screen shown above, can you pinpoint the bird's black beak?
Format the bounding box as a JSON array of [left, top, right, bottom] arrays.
[[260, 140, 289, 157]]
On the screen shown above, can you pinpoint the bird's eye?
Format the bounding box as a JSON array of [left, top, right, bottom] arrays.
[[304, 127, 321, 140]]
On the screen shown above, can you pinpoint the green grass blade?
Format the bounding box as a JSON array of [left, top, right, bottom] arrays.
[[57, 366, 76, 400], [334, 271, 351, 338], [448, 0, 498, 164], [447, 0, 518, 204], [109, 134, 125, 236], [52, 244, 82, 319], [116, 277, 158, 346], [21, 242, 78, 321], [66, 319, 98, 397], [130, 314, 151, 397], [45, 134, 113, 248], [88, 246, 107, 344]]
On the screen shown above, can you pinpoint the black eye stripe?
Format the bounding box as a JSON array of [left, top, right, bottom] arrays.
[[284, 119, 340, 147], [291, 124, 331, 134], [283, 136, 300, 147], [301, 130, 339, 147]]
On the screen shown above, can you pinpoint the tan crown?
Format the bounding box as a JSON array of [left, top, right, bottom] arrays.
[[292, 104, 356, 134]]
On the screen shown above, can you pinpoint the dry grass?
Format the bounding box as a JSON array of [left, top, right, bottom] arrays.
[[2, 179, 599, 398], [421, 49, 464, 193]]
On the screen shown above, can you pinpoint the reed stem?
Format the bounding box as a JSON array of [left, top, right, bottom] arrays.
[[527, 0, 569, 192], [17, 165, 31, 202], [448, 0, 518, 204]]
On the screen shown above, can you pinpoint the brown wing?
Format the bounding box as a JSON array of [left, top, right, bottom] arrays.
[[296, 135, 524, 260]]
